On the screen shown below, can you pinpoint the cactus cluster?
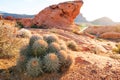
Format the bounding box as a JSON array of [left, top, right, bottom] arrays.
[[17, 34, 73, 77]]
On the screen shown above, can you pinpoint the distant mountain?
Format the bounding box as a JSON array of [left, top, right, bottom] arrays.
[[74, 14, 88, 24], [91, 17, 116, 26], [0, 11, 34, 18]]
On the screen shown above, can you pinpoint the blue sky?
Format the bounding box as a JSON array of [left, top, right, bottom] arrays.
[[0, 0, 120, 22]]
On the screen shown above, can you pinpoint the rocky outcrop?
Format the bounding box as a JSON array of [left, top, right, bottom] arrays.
[[18, 18, 32, 27], [100, 32, 120, 39], [32, 1, 83, 31], [84, 26, 120, 39]]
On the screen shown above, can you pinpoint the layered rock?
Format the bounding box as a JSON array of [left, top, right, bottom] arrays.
[[84, 26, 120, 39], [32, 1, 83, 31]]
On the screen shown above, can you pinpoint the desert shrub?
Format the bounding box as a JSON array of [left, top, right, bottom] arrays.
[[26, 57, 43, 77], [31, 24, 39, 28], [43, 53, 60, 73], [16, 22, 24, 28], [43, 34, 58, 44], [48, 42, 61, 53], [17, 28, 31, 38], [32, 40, 48, 57], [67, 40, 78, 51], [112, 43, 120, 54], [0, 25, 20, 58]]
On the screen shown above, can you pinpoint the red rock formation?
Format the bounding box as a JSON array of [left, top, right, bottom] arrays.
[[18, 18, 32, 28], [32, 1, 83, 31], [4, 16, 15, 21], [84, 26, 120, 39], [100, 32, 120, 39]]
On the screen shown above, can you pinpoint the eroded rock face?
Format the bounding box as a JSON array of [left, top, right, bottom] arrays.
[[84, 26, 120, 39], [32, 1, 83, 31], [18, 18, 32, 28]]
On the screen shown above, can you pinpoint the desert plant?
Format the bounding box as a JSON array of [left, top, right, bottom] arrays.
[[17, 28, 31, 38], [57, 50, 68, 64], [29, 34, 43, 47], [43, 34, 59, 44], [59, 40, 68, 50], [67, 40, 78, 51], [16, 55, 28, 72], [26, 57, 43, 77], [112, 43, 120, 54], [32, 39, 48, 57], [43, 53, 60, 73], [0, 25, 21, 58], [48, 42, 61, 53]]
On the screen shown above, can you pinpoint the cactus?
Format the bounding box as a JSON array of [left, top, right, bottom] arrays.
[[32, 40, 48, 57], [48, 42, 61, 53], [43, 53, 60, 73], [17, 28, 31, 38], [59, 40, 68, 50], [16, 55, 28, 72], [65, 55, 73, 68], [29, 34, 43, 47], [26, 57, 43, 77], [57, 50, 68, 65], [67, 40, 78, 51], [43, 34, 58, 44]]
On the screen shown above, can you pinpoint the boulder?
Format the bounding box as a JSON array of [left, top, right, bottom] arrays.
[[32, 1, 83, 31]]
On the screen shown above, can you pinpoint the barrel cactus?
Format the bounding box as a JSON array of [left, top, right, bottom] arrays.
[[26, 57, 43, 77], [29, 34, 43, 47], [67, 40, 78, 51], [43, 34, 58, 44], [32, 39, 48, 57], [16, 55, 28, 72], [43, 53, 60, 73], [48, 42, 61, 53], [57, 50, 68, 65]]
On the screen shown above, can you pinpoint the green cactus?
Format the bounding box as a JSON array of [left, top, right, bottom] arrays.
[[57, 50, 68, 65], [59, 40, 68, 50], [43, 53, 60, 73], [67, 40, 78, 51], [48, 42, 61, 53], [43, 34, 58, 44], [16, 55, 28, 72], [29, 34, 43, 47], [64, 55, 73, 68], [26, 57, 43, 77], [32, 39, 48, 57]]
